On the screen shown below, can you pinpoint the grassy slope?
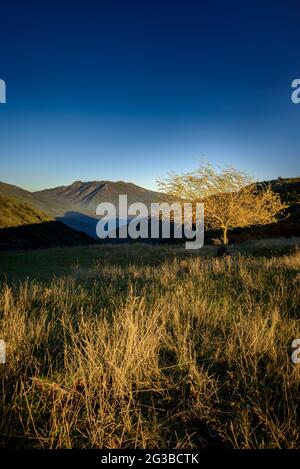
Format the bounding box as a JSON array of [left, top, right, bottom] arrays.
[[0, 193, 52, 228], [0, 194, 97, 250], [0, 241, 299, 448], [0, 182, 77, 217]]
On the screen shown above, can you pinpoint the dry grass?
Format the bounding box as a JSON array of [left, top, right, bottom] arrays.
[[0, 244, 300, 448]]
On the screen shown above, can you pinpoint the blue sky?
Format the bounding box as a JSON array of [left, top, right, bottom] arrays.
[[0, 0, 300, 191]]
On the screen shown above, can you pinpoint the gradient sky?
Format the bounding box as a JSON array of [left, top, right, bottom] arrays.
[[0, 0, 300, 191]]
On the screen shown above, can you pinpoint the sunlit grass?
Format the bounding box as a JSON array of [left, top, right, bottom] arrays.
[[0, 240, 300, 448]]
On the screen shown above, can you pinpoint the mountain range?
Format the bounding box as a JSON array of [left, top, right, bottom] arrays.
[[0, 177, 299, 247], [0, 180, 174, 241], [0, 180, 172, 217], [35, 180, 174, 214]]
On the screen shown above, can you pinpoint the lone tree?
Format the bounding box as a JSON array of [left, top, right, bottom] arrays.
[[158, 162, 287, 246]]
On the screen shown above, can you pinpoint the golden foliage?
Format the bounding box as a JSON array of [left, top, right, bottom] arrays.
[[158, 163, 288, 244]]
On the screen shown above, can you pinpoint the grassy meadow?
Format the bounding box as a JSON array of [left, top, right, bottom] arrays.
[[0, 239, 300, 448]]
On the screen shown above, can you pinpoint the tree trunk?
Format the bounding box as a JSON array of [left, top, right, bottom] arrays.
[[222, 227, 228, 245], [217, 227, 229, 257]]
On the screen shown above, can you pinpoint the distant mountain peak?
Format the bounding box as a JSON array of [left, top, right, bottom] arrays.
[[30, 179, 173, 216]]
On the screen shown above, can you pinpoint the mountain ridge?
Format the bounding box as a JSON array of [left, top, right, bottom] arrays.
[[0, 179, 173, 217], [34, 180, 173, 214]]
